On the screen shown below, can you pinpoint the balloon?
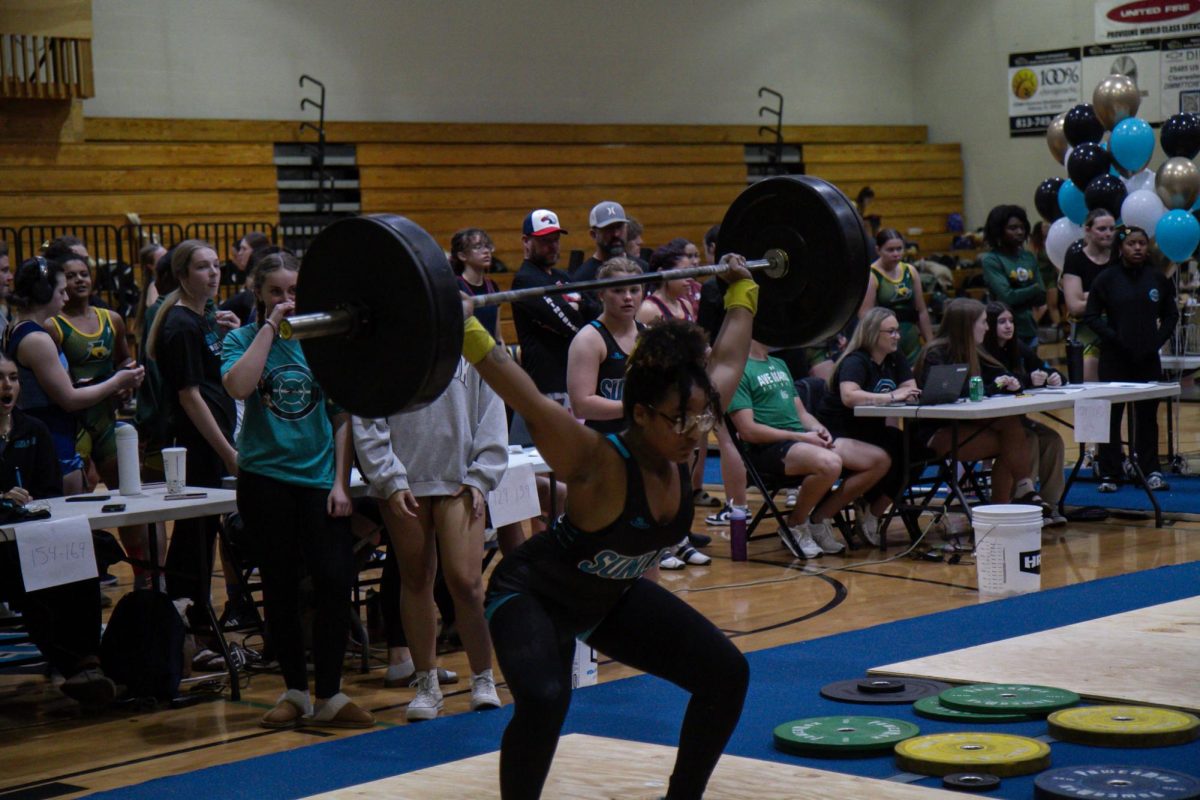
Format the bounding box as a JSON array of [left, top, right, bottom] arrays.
[[1160, 112, 1200, 159], [1064, 103, 1105, 145], [1085, 174, 1127, 214], [1067, 141, 1112, 190], [1034, 177, 1065, 222], [1046, 217, 1084, 269], [1121, 189, 1167, 232], [1124, 168, 1155, 194], [1110, 117, 1154, 173], [1155, 156, 1200, 209], [1154, 209, 1200, 262], [1092, 75, 1141, 129], [1058, 178, 1089, 224], [1046, 112, 1070, 164]]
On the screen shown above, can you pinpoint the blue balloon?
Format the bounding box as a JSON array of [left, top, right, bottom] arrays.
[[1155, 209, 1200, 262], [1111, 118, 1155, 173], [1058, 179, 1089, 224]]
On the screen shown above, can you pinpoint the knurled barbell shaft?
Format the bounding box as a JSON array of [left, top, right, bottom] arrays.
[[281, 249, 787, 341]]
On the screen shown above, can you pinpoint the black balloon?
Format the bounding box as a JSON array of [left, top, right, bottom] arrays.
[[1161, 112, 1200, 159], [1067, 142, 1112, 190], [1084, 174, 1127, 215], [1034, 177, 1065, 222], [1064, 103, 1105, 146]]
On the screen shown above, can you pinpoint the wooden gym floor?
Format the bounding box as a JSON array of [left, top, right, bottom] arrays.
[[2, 405, 1200, 798]]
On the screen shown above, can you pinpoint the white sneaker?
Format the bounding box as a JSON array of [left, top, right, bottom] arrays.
[[808, 519, 846, 555], [778, 524, 823, 559], [406, 670, 444, 721], [659, 551, 686, 570], [859, 509, 880, 546], [470, 669, 501, 710], [676, 541, 712, 566], [785, 489, 798, 508]]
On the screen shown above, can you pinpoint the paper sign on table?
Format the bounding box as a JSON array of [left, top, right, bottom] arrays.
[[15, 516, 97, 592], [486, 463, 541, 527], [1074, 398, 1112, 444]]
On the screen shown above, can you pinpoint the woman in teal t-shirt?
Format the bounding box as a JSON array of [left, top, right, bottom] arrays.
[[220, 251, 370, 731]]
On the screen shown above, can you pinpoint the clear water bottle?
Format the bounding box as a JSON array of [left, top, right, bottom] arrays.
[[730, 505, 748, 562]]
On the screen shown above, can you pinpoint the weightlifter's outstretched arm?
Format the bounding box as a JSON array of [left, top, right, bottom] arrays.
[[461, 300, 604, 485], [706, 255, 757, 411]]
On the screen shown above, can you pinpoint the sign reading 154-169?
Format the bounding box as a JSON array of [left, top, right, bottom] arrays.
[[1009, 48, 1084, 136]]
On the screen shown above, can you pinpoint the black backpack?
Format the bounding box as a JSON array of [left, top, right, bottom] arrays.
[[100, 589, 185, 702]]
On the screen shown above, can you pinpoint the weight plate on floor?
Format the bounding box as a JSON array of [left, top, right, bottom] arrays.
[[858, 678, 906, 694], [894, 732, 1052, 777], [913, 695, 1038, 724], [820, 677, 951, 704], [1034, 764, 1200, 799], [943, 773, 1002, 793], [1047, 705, 1200, 747], [939, 683, 1081, 715], [772, 715, 920, 757]]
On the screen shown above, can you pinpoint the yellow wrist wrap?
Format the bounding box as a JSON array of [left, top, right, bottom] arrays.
[[463, 316, 497, 365], [723, 278, 759, 315]]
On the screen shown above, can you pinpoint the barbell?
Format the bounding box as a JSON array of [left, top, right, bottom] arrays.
[[282, 175, 872, 418]]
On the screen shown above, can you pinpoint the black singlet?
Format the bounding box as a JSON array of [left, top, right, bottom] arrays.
[[584, 319, 642, 434], [485, 433, 692, 634]]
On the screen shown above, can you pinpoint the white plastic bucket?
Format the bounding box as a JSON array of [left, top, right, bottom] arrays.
[[972, 504, 1043, 596]]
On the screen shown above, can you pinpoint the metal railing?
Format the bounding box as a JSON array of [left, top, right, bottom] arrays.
[[0, 34, 94, 99]]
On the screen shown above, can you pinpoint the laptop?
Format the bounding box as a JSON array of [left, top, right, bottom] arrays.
[[911, 363, 969, 406]]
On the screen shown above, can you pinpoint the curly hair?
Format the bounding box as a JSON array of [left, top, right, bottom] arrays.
[[983, 205, 1031, 250], [622, 318, 720, 426]]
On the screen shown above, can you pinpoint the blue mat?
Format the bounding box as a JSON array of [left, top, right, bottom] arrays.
[[88, 562, 1200, 800], [703, 455, 1200, 514]]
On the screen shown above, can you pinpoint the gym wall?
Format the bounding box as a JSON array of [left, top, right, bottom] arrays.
[[85, 1, 918, 125]]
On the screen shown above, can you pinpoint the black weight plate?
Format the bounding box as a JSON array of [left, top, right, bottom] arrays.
[[297, 214, 462, 418], [943, 773, 1001, 793], [717, 175, 870, 347], [1035, 765, 1200, 799], [820, 677, 951, 704], [858, 679, 906, 694]]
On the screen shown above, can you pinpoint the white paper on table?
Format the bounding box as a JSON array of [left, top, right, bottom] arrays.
[[14, 515, 97, 592], [1074, 398, 1112, 444], [486, 463, 541, 527], [1036, 387, 1087, 394]]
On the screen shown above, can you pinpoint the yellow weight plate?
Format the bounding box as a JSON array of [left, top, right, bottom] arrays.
[[1047, 705, 1200, 747], [894, 732, 1051, 777]]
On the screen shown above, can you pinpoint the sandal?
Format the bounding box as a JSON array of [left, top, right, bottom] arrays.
[[303, 692, 375, 729], [692, 490, 723, 508], [260, 689, 312, 729]]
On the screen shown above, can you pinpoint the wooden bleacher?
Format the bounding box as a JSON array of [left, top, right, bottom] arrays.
[[0, 118, 964, 343]]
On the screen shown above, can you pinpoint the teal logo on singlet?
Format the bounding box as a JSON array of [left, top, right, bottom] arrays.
[[1150, 288, 1160, 302], [577, 548, 669, 580]]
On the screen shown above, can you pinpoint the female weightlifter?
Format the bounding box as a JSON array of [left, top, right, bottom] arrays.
[[462, 254, 757, 800]]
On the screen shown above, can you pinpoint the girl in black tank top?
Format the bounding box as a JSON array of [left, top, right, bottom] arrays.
[[464, 254, 760, 800]]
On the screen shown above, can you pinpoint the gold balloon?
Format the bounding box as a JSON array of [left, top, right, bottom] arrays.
[[1046, 112, 1069, 164], [1093, 74, 1141, 130], [1155, 157, 1200, 210]]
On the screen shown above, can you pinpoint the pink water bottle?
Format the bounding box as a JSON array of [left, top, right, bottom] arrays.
[[730, 505, 747, 562]]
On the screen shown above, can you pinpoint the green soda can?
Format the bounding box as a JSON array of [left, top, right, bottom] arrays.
[[968, 376, 984, 402]]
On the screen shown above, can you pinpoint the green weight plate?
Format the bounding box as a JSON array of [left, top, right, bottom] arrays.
[[913, 695, 1038, 724], [773, 715, 920, 757], [939, 683, 1081, 715]]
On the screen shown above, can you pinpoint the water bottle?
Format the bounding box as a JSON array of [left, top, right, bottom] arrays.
[[115, 423, 142, 496], [730, 505, 748, 562]]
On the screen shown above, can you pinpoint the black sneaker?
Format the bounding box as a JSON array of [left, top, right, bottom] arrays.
[[705, 502, 732, 526], [98, 571, 118, 587], [687, 531, 712, 547]]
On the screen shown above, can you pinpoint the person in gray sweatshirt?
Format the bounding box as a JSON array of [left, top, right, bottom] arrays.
[[353, 357, 508, 721]]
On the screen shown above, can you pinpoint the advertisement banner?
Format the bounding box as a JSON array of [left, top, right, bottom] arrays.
[[1009, 48, 1083, 136], [1160, 36, 1200, 115], [1082, 40, 1162, 123], [1095, 0, 1200, 43]]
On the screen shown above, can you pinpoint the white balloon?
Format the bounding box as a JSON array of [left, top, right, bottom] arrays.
[[1046, 217, 1083, 269], [1124, 168, 1156, 194], [1121, 189, 1167, 232]]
